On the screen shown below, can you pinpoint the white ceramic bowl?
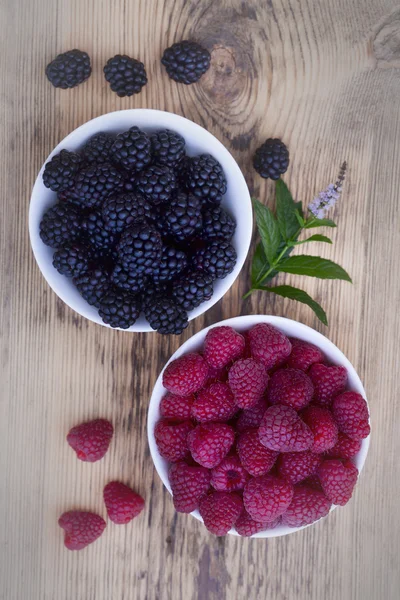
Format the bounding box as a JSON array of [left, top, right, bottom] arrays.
[[147, 315, 370, 538], [29, 109, 252, 331]]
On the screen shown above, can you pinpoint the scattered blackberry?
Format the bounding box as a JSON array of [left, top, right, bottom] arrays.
[[253, 138, 289, 180], [82, 212, 118, 249], [193, 241, 237, 280], [64, 163, 124, 209], [52, 243, 92, 277], [73, 267, 111, 307], [163, 192, 202, 242], [104, 55, 147, 97], [117, 223, 162, 274], [172, 270, 213, 311], [46, 49, 91, 89], [184, 154, 227, 204], [161, 41, 211, 84], [111, 127, 151, 171], [136, 165, 177, 205], [39, 203, 82, 248], [102, 192, 151, 232], [111, 265, 148, 294], [201, 205, 236, 241], [150, 129, 185, 167], [42, 150, 82, 192], [82, 132, 115, 164], [98, 290, 141, 329], [144, 296, 188, 335], [151, 246, 188, 285]]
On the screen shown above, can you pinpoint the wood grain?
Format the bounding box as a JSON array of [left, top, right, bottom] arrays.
[[1, 0, 400, 598]]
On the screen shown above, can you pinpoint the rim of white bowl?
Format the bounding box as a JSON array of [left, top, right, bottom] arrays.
[[147, 315, 371, 538], [29, 109, 252, 332]]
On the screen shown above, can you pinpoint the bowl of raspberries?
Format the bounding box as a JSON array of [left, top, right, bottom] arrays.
[[29, 109, 252, 333], [148, 315, 370, 537]]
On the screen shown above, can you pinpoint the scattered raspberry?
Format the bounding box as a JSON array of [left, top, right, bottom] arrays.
[[301, 405, 338, 453], [228, 358, 269, 409], [243, 475, 294, 522], [268, 368, 314, 410], [211, 455, 250, 492], [67, 418, 113, 462], [205, 364, 229, 385], [248, 323, 292, 370], [259, 405, 313, 452], [236, 396, 268, 432], [277, 451, 322, 485], [327, 432, 362, 459], [318, 459, 358, 505], [163, 353, 209, 396], [103, 481, 145, 524], [199, 491, 243, 535], [154, 420, 193, 462], [237, 429, 278, 476], [332, 392, 370, 440], [192, 382, 237, 423], [58, 511, 106, 551], [204, 326, 246, 369], [169, 461, 211, 513], [235, 510, 280, 537], [188, 423, 235, 468], [309, 364, 347, 406], [160, 392, 194, 420], [281, 485, 331, 527], [286, 338, 324, 371]]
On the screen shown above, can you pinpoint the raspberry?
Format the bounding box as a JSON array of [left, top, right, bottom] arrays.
[[58, 511, 106, 551], [210, 455, 250, 492], [277, 451, 322, 484], [235, 510, 280, 537], [154, 420, 194, 462], [199, 492, 243, 536], [268, 368, 313, 410], [236, 396, 268, 432], [103, 482, 145, 524], [309, 364, 347, 406], [237, 429, 278, 477], [228, 358, 269, 409], [192, 383, 237, 423], [259, 405, 313, 452], [301, 406, 338, 453], [318, 459, 358, 505], [66, 418, 113, 462], [160, 392, 194, 421], [169, 462, 211, 513], [286, 338, 324, 371], [281, 485, 331, 527], [327, 432, 362, 459], [204, 326, 246, 369], [243, 475, 294, 522], [332, 392, 370, 440], [188, 423, 235, 468], [163, 353, 209, 396], [248, 323, 292, 370]]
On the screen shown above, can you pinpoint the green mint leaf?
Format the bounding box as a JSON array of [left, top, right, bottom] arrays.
[[294, 208, 305, 227], [259, 285, 328, 325], [276, 179, 303, 241], [277, 255, 352, 282], [253, 198, 282, 265], [293, 234, 333, 245], [305, 218, 336, 229], [251, 242, 270, 286]]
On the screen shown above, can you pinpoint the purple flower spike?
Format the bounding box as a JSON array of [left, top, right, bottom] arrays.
[[309, 162, 347, 218]]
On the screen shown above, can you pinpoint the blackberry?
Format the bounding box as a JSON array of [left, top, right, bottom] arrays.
[[184, 154, 227, 204], [123, 172, 138, 193], [151, 246, 188, 285], [253, 139, 289, 180], [193, 241, 237, 280], [64, 163, 124, 209], [104, 55, 147, 97], [102, 192, 151, 233], [163, 192, 202, 242], [136, 165, 177, 205], [52, 243, 92, 277], [42, 150, 82, 192], [201, 205, 236, 241], [73, 267, 111, 307], [111, 127, 151, 171], [82, 132, 115, 164], [111, 264, 148, 294], [117, 223, 162, 274], [39, 202, 82, 248], [150, 129, 185, 167], [171, 270, 213, 311], [98, 290, 141, 329], [161, 41, 210, 84], [144, 296, 188, 335], [46, 49, 91, 89], [82, 211, 118, 249]]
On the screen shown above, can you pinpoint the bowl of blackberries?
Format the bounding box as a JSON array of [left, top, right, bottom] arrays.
[[29, 109, 252, 333]]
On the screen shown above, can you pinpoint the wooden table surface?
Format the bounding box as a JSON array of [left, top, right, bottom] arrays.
[[1, 0, 400, 598]]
